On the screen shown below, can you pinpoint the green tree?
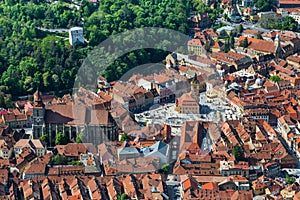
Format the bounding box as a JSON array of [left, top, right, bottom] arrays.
[[255, 0, 274, 12], [68, 160, 83, 166], [237, 24, 243, 34], [42, 72, 51, 89], [76, 133, 84, 144], [224, 38, 230, 53], [39, 134, 48, 144], [255, 33, 263, 39], [0, 0, 197, 102], [120, 133, 129, 142], [229, 35, 235, 49], [270, 75, 283, 82], [281, 16, 298, 31], [232, 145, 244, 162], [55, 132, 68, 145], [0, 87, 13, 108], [51, 154, 69, 165], [286, 175, 296, 184], [258, 14, 285, 30], [223, 13, 230, 21], [160, 163, 171, 174], [51, 154, 83, 166], [117, 193, 127, 200], [239, 37, 248, 48]]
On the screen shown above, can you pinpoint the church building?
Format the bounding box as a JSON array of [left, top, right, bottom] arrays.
[[32, 90, 118, 147]]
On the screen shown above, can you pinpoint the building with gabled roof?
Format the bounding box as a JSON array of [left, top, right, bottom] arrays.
[[188, 38, 207, 56], [14, 139, 46, 157], [31, 89, 118, 147], [2, 108, 28, 129], [189, 12, 212, 29], [201, 182, 218, 190], [176, 93, 200, 114], [180, 121, 203, 153], [220, 161, 250, 178], [142, 141, 170, 165], [210, 51, 252, 71], [55, 143, 87, 160]]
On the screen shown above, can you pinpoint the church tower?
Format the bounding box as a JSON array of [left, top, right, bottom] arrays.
[[274, 34, 282, 58], [32, 89, 45, 139], [191, 74, 201, 102]]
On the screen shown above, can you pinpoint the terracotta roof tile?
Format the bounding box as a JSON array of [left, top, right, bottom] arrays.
[[24, 162, 46, 175], [242, 29, 260, 35], [182, 178, 199, 191], [279, 0, 300, 5], [188, 38, 204, 46], [201, 182, 218, 190], [239, 36, 277, 53], [55, 143, 87, 158], [212, 41, 224, 49]]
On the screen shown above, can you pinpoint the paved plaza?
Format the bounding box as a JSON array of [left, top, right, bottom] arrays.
[[134, 92, 241, 127]]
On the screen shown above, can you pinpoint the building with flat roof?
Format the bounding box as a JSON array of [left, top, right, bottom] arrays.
[[69, 27, 84, 45]]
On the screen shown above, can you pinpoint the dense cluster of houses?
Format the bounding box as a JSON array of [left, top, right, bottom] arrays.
[[1, 4, 300, 198], [192, 0, 300, 28]]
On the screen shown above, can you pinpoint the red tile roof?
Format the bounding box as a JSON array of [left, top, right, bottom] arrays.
[[238, 36, 277, 53], [182, 178, 199, 191], [279, 0, 300, 5], [201, 182, 218, 190], [188, 38, 204, 47], [55, 143, 87, 158], [243, 29, 260, 35], [212, 41, 224, 49]]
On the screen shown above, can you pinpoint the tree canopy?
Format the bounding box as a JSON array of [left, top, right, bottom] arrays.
[[55, 132, 68, 145], [0, 0, 221, 107], [76, 133, 84, 143], [51, 154, 69, 165], [51, 154, 83, 166], [0, 0, 197, 106], [83, 0, 193, 82], [280, 17, 298, 32], [117, 193, 127, 200], [239, 37, 249, 48], [237, 24, 243, 34], [120, 133, 130, 142], [191, 1, 222, 21], [286, 175, 296, 184], [232, 145, 244, 162], [258, 15, 297, 32], [0, 0, 88, 102], [255, 0, 274, 12], [39, 134, 48, 145], [159, 163, 171, 174], [85, 0, 191, 43], [270, 75, 283, 82]]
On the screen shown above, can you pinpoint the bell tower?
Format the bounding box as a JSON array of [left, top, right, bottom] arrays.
[[274, 34, 282, 58], [32, 89, 45, 139], [191, 74, 200, 102]]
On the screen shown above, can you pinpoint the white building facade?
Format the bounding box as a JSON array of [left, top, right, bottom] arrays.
[[69, 27, 84, 45]]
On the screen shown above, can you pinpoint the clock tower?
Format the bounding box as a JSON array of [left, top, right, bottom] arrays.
[[191, 74, 201, 102], [32, 89, 45, 139]]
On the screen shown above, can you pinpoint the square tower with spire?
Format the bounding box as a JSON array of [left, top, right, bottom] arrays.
[[32, 89, 45, 139]]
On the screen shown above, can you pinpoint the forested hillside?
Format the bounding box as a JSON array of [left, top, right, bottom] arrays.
[[83, 0, 192, 82], [0, 0, 197, 107], [0, 0, 93, 107]]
